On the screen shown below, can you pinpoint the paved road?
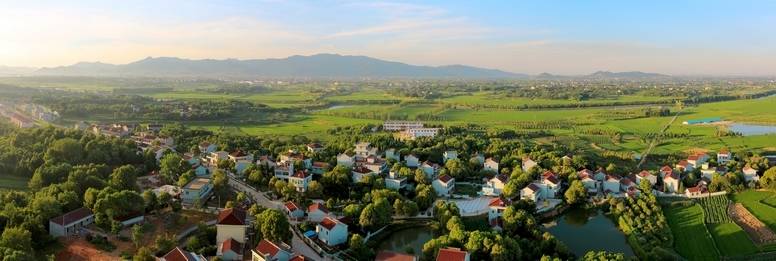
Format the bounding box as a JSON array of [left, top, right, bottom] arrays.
[[228, 176, 326, 260]]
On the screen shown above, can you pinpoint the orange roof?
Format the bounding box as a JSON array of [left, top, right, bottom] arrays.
[[437, 175, 453, 183], [221, 238, 242, 254], [376, 251, 416, 261], [308, 202, 329, 214], [285, 202, 299, 212], [255, 239, 282, 257], [162, 247, 197, 261], [488, 198, 507, 207], [436, 248, 468, 261], [217, 208, 246, 225], [319, 217, 341, 230], [661, 165, 673, 172], [289, 255, 312, 261]]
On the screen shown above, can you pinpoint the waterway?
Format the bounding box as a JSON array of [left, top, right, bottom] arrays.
[[544, 208, 635, 257], [729, 123, 776, 136]]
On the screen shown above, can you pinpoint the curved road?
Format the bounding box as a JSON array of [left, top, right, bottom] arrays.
[[228, 176, 327, 260]]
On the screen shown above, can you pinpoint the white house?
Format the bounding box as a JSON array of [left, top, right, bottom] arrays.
[[620, 177, 636, 192], [676, 160, 693, 172], [663, 172, 681, 193], [354, 142, 378, 158], [405, 154, 420, 168], [198, 141, 218, 154], [636, 170, 657, 185], [307, 203, 330, 223], [443, 150, 458, 162], [284, 202, 304, 220], [208, 151, 230, 166], [593, 168, 607, 182], [660, 165, 674, 178], [352, 166, 377, 183], [385, 171, 408, 190], [483, 158, 499, 173], [482, 174, 508, 196], [280, 150, 312, 169], [337, 153, 354, 167], [317, 217, 348, 246], [522, 157, 538, 172], [579, 173, 598, 193], [161, 247, 207, 261], [743, 166, 759, 183], [420, 161, 441, 177], [520, 183, 541, 202], [49, 207, 94, 237], [603, 175, 621, 194], [717, 149, 732, 165], [686, 184, 707, 197], [398, 128, 439, 140], [217, 208, 248, 244], [385, 148, 400, 161], [540, 171, 560, 198], [487, 198, 507, 231], [432, 175, 455, 197], [252, 239, 291, 261], [229, 150, 254, 164], [182, 178, 213, 205], [288, 170, 312, 192], [311, 161, 330, 175], [273, 161, 294, 179]]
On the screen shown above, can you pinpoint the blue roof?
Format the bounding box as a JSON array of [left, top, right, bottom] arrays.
[[685, 117, 722, 124], [304, 230, 317, 238]]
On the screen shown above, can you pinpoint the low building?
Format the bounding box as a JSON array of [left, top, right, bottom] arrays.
[[420, 161, 441, 177], [385, 171, 408, 190], [487, 198, 507, 231], [398, 128, 439, 140], [540, 171, 560, 198], [443, 150, 458, 162], [603, 175, 621, 194], [578, 171, 598, 193], [199, 141, 217, 154], [307, 203, 329, 223], [181, 178, 213, 205], [288, 170, 312, 192], [317, 217, 348, 246], [208, 151, 230, 166], [383, 120, 424, 131], [217, 208, 248, 244], [717, 149, 732, 165], [483, 158, 499, 173], [522, 157, 537, 172], [482, 174, 508, 196], [521, 183, 541, 202], [161, 247, 207, 261], [217, 238, 243, 261], [743, 166, 759, 183], [284, 202, 304, 220], [385, 148, 400, 161], [436, 248, 470, 261], [336, 153, 354, 167], [49, 207, 94, 237], [663, 172, 681, 194], [354, 142, 379, 158], [251, 239, 291, 261], [352, 166, 377, 183], [311, 161, 329, 175], [432, 175, 455, 197], [686, 184, 707, 197], [405, 154, 420, 168], [636, 170, 657, 186]]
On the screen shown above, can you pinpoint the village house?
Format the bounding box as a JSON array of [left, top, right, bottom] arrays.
[[317, 217, 348, 246], [636, 170, 657, 185], [352, 166, 378, 183], [594, 168, 607, 182], [193, 165, 209, 177], [472, 152, 485, 165], [337, 153, 354, 167], [354, 142, 379, 158], [288, 170, 312, 192], [487, 198, 507, 231], [311, 161, 330, 175], [153, 185, 181, 198], [685, 184, 707, 197], [307, 203, 330, 223], [280, 150, 312, 169], [49, 207, 94, 237], [603, 175, 621, 194], [443, 150, 458, 162], [257, 155, 276, 168], [675, 160, 693, 172], [663, 172, 681, 193], [522, 157, 538, 172], [620, 177, 636, 192], [436, 247, 471, 261], [405, 154, 420, 168], [199, 141, 218, 154], [218, 238, 243, 261], [521, 183, 541, 202], [358, 155, 388, 173], [432, 175, 455, 197], [252, 239, 292, 261], [578, 170, 598, 193], [660, 165, 674, 178], [483, 158, 499, 173], [274, 161, 295, 180], [230, 150, 255, 174], [284, 202, 305, 220], [398, 128, 439, 140], [743, 166, 760, 183], [181, 178, 213, 205], [482, 174, 508, 196], [208, 151, 230, 166], [217, 208, 248, 244], [717, 149, 732, 165], [539, 171, 560, 198], [306, 143, 324, 153], [385, 170, 408, 190], [420, 161, 441, 177], [384, 148, 400, 161], [383, 120, 424, 131], [161, 247, 207, 261]]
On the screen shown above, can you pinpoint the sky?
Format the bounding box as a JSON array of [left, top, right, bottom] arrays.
[[2, 0, 776, 75]]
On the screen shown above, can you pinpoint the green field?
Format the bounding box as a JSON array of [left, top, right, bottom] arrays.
[[664, 203, 720, 260], [438, 92, 680, 106], [707, 223, 759, 256], [731, 190, 776, 232], [0, 174, 29, 190], [189, 115, 381, 137]]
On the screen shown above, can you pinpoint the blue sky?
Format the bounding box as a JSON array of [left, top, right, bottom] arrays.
[[2, 0, 776, 75]]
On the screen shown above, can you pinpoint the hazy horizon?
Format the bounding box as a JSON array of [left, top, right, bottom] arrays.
[[3, 1, 776, 76]]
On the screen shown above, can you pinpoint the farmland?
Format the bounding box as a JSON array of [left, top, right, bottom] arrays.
[[698, 195, 732, 223], [664, 203, 720, 260], [732, 191, 776, 232]]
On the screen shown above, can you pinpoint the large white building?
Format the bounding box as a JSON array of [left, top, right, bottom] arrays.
[[398, 128, 439, 140], [383, 121, 424, 131], [49, 207, 94, 237]]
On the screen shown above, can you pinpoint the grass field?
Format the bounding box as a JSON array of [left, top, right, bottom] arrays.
[[664, 203, 720, 261], [438, 92, 679, 106], [707, 222, 760, 256], [0, 174, 29, 190], [731, 190, 776, 232], [189, 115, 381, 137]]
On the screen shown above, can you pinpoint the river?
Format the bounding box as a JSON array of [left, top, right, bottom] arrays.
[[544, 208, 634, 257]]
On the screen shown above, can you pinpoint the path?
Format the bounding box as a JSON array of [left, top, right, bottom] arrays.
[[637, 107, 684, 168], [228, 176, 326, 260]]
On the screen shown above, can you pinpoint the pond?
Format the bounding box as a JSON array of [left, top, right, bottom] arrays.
[[544, 208, 634, 257], [729, 123, 776, 136], [376, 226, 433, 256]]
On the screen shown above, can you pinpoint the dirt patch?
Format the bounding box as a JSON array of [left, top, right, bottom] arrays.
[[55, 238, 119, 261], [729, 203, 776, 245]]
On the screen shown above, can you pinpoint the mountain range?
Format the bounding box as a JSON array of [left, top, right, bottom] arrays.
[[23, 54, 669, 79]]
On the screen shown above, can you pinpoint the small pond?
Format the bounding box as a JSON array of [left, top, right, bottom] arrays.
[[376, 226, 433, 255], [729, 123, 776, 136], [544, 208, 634, 257]]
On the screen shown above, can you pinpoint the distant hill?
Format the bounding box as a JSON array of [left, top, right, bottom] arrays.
[[35, 54, 524, 79], [0, 66, 37, 76], [586, 71, 669, 79]]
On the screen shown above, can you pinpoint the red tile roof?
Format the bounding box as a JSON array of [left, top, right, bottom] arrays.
[[661, 165, 673, 172], [255, 239, 282, 257], [285, 202, 299, 212], [308, 202, 329, 214], [488, 198, 507, 208], [313, 161, 329, 168], [230, 150, 248, 157], [438, 175, 453, 183], [289, 255, 312, 261], [319, 217, 341, 230], [292, 170, 309, 178], [50, 207, 94, 226], [217, 208, 246, 225], [162, 247, 197, 261], [436, 248, 468, 261], [620, 177, 634, 186], [376, 251, 416, 261], [353, 166, 372, 174], [638, 170, 651, 177], [221, 238, 243, 254]]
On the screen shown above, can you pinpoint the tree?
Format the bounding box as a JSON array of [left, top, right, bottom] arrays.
[[109, 165, 138, 191], [761, 167, 776, 188], [177, 170, 195, 187], [159, 153, 188, 184], [154, 234, 176, 256], [414, 169, 428, 184], [142, 190, 158, 212], [44, 138, 83, 164], [582, 250, 625, 261], [639, 178, 652, 194], [248, 167, 266, 187], [349, 234, 372, 260], [0, 227, 32, 252], [564, 180, 587, 205], [256, 209, 292, 243], [213, 170, 229, 196], [307, 181, 323, 198], [322, 165, 351, 198], [133, 246, 156, 261], [131, 224, 144, 248], [393, 199, 405, 216]]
